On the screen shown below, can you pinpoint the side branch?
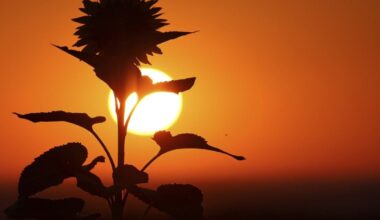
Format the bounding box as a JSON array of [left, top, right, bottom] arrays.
[[120, 99, 140, 205], [141, 153, 161, 172], [90, 129, 116, 171]]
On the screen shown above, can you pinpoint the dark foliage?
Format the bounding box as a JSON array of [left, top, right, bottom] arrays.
[[54, 45, 98, 67], [4, 198, 85, 220], [14, 111, 105, 132], [76, 170, 110, 198], [129, 184, 203, 220], [76, 155, 110, 198], [59, 44, 143, 99], [55, 45, 196, 102], [137, 76, 196, 97], [113, 164, 148, 187], [82, 156, 105, 171], [152, 131, 245, 160], [18, 143, 88, 198], [81, 213, 102, 220]]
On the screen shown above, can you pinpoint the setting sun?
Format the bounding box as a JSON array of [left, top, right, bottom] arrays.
[[108, 68, 182, 136]]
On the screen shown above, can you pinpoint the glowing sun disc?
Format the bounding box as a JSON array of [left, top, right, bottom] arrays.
[[108, 68, 182, 136]]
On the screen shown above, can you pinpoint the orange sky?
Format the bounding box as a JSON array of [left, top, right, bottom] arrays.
[[0, 0, 379, 187]]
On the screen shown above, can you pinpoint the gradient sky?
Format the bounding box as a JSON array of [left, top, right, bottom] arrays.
[[0, 0, 379, 190]]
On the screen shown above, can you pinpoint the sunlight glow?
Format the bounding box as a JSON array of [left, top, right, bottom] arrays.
[[108, 68, 182, 136]]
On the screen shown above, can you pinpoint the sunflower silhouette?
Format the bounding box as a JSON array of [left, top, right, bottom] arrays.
[[56, 0, 192, 99], [6, 1, 246, 219]]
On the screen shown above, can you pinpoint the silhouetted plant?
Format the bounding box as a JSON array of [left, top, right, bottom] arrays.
[[5, 0, 245, 219]]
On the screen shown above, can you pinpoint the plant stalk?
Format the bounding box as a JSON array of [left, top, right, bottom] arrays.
[[90, 129, 116, 171], [113, 96, 127, 220], [121, 99, 140, 205], [117, 101, 126, 168], [111, 203, 124, 220], [112, 95, 141, 219], [141, 153, 161, 172]]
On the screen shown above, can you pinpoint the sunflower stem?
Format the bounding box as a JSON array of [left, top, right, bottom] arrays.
[[113, 95, 141, 219], [90, 129, 116, 171], [142, 205, 152, 219], [125, 99, 140, 132], [117, 101, 126, 168], [114, 95, 127, 219], [141, 153, 161, 172], [120, 99, 140, 206]]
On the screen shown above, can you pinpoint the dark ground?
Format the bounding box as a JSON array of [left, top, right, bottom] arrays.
[[1, 179, 380, 220]]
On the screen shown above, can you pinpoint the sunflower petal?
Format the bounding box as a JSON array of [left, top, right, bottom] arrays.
[[82, 43, 98, 54], [72, 16, 91, 24], [82, 0, 101, 15], [152, 13, 163, 18], [137, 54, 151, 65], [146, 0, 159, 8], [152, 46, 163, 54], [157, 31, 194, 44], [150, 7, 162, 15]]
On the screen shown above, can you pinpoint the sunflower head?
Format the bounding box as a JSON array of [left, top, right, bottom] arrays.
[[57, 0, 193, 100], [73, 0, 192, 65]]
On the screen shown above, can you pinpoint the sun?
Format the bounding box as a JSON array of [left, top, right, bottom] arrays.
[[108, 68, 182, 136]]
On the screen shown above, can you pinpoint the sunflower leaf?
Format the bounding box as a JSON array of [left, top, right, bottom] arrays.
[[54, 45, 98, 68], [18, 143, 88, 198], [152, 131, 246, 161], [76, 155, 109, 198], [4, 198, 85, 219], [129, 184, 203, 220], [151, 77, 196, 93], [76, 170, 110, 198], [138, 77, 196, 97], [113, 164, 148, 187], [82, 213, 102, 220], [14, 111, 105, 132], [82, 156, 105, 171]]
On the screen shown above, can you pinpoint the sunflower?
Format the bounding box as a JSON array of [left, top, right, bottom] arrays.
[[56, 0, 192, 100]]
